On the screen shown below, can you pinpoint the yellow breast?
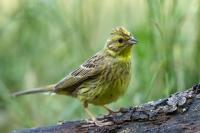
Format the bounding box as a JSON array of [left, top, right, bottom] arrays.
[[78, 59, 131, 105]]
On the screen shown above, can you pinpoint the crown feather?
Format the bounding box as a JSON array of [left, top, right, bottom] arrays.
[[111, 26, 131, 37]]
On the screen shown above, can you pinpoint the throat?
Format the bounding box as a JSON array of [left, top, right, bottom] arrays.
[[118, 47, 132, 60], [105, 47, 132, 61], [118, 52, 131, 61]]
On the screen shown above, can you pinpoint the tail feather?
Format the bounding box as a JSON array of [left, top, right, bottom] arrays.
[[12, 84, 55, 97]]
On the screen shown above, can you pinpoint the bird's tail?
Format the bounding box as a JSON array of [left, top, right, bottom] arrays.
[[12, 84, 55, 97]]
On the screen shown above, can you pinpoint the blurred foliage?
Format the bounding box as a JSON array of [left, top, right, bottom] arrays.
[[0, 0, 199, 132]]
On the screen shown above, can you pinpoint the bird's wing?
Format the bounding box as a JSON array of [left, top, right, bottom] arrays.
[[54, 54, 105, 94]]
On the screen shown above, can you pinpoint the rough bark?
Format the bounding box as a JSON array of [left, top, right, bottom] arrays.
[[11, 84, 200, 133]]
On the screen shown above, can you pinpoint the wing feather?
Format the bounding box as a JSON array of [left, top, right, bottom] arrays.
[[54, 54, 105, 94]]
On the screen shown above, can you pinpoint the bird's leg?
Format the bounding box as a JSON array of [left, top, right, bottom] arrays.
[[83, 102, 96, 121], [83, 102, 112, 127], [103, 105, 120, 115]]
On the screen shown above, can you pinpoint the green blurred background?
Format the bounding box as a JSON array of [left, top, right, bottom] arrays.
[[0, 0, 199, 132]]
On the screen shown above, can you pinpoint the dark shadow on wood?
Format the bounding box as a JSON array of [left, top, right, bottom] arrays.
[[11, 84, 200, 133]]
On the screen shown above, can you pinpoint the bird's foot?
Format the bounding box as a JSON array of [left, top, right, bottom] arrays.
[[84, 119, 113, 127], [107, 110, 120, 116], [103, 106, 120, 116], [57, 120, 65, 125]]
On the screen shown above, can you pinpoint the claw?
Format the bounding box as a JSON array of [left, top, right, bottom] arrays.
[[83, 119, 113, 127], [94, 120, 113, 127], [57, 120, 65, 125], [103, 105, 120, 115]]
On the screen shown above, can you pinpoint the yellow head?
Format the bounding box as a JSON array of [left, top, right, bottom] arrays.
[[105, 27, 137, 57]]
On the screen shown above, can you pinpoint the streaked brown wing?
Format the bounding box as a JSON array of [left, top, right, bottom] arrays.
[[54, 54, 105, 94]]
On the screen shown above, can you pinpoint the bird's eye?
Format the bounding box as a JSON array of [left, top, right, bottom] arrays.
[[118, 38, 124, 43]]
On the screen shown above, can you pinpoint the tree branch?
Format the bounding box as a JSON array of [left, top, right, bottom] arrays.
[[11, 84, 200, 133]]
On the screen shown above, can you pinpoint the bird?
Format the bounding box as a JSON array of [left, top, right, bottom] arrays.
[[12, 26, 137, 126]]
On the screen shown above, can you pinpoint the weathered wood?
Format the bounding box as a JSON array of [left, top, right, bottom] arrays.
[[11, 84, 200, 133]]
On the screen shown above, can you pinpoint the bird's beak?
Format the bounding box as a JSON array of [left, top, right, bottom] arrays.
[[127, 37, 138, 45]]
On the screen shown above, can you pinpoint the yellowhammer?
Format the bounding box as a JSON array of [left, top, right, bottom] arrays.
[[12, 26, 137, 126]]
